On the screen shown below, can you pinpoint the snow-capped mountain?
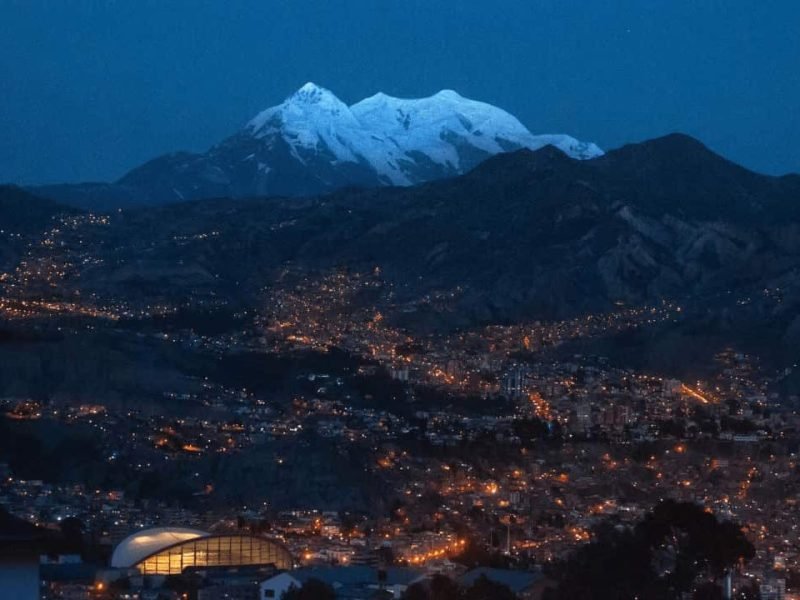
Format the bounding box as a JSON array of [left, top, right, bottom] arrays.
[[350, 88, 602, 170], [243, 83, 601, 188], [52, 83, 603, 207]]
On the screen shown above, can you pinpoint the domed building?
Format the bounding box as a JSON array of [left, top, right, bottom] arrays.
[[111, 527, 293, 575]]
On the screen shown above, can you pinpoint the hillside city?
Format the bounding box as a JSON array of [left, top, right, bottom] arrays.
[[1, 204, 798, 599]]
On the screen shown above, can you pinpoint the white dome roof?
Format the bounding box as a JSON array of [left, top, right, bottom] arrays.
[[111, 527, 209, 568]]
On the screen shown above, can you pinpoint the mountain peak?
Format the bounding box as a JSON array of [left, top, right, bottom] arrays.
[[82, 84, 604, 206], [287, 82, 339, 105], [465, 144, 578, 179], [298, 81, 323, 93], [432, 89, 463, 100], [601, 133, 733, 170], [247, 82, 351, 134], [642, 132, 711, 152]]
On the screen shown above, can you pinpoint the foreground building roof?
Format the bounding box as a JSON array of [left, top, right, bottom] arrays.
[[111, 527, 207, 568]]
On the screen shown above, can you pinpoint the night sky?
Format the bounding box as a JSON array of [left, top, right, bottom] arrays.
[[1, 0, 798, 184]]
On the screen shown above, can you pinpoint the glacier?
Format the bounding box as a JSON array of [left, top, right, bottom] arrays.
[[112, 82, 603, 205], [245, 82, 602, 186]]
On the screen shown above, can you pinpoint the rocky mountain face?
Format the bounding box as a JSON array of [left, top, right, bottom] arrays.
[[31, 83, 601, 209], [19, 135, 798, 330]]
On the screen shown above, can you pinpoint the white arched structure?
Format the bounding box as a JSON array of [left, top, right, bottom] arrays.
[[111, 527, 293, 575]]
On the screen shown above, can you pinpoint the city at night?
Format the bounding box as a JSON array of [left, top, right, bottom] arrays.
[[1, 2, 799, 599]]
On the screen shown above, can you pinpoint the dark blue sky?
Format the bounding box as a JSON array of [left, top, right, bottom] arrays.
[[1, 0, 799, 184]]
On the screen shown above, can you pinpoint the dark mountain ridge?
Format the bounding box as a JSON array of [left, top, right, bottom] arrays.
[[4, 135, 800, 376], [0, 185, 71, 229], [14, 134, 792, 329], [0, 185, 74, 271]]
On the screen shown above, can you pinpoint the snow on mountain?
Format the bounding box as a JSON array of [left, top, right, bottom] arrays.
[[109, 82, 603, 206], [246, 83, 602, 186], [248, 84, 362, 164], [351, 88, 602, 166], [247, 82, 409, 184]]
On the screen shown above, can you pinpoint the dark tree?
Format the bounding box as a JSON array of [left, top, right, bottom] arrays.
[[402, 582, 431, 600], [338, 511, 359, 540], [552, 500, 755, 600], [464, 575, 518, 600], [377, 545, 395, 567], [429, 574, 463, 600], [735, 580, 761, 599], [693, 582, 724, 600], [512, 418, 549, 446], [555, 522, 654, 600], [58, 516, 86, 554], [453, 538, 513, 569]]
